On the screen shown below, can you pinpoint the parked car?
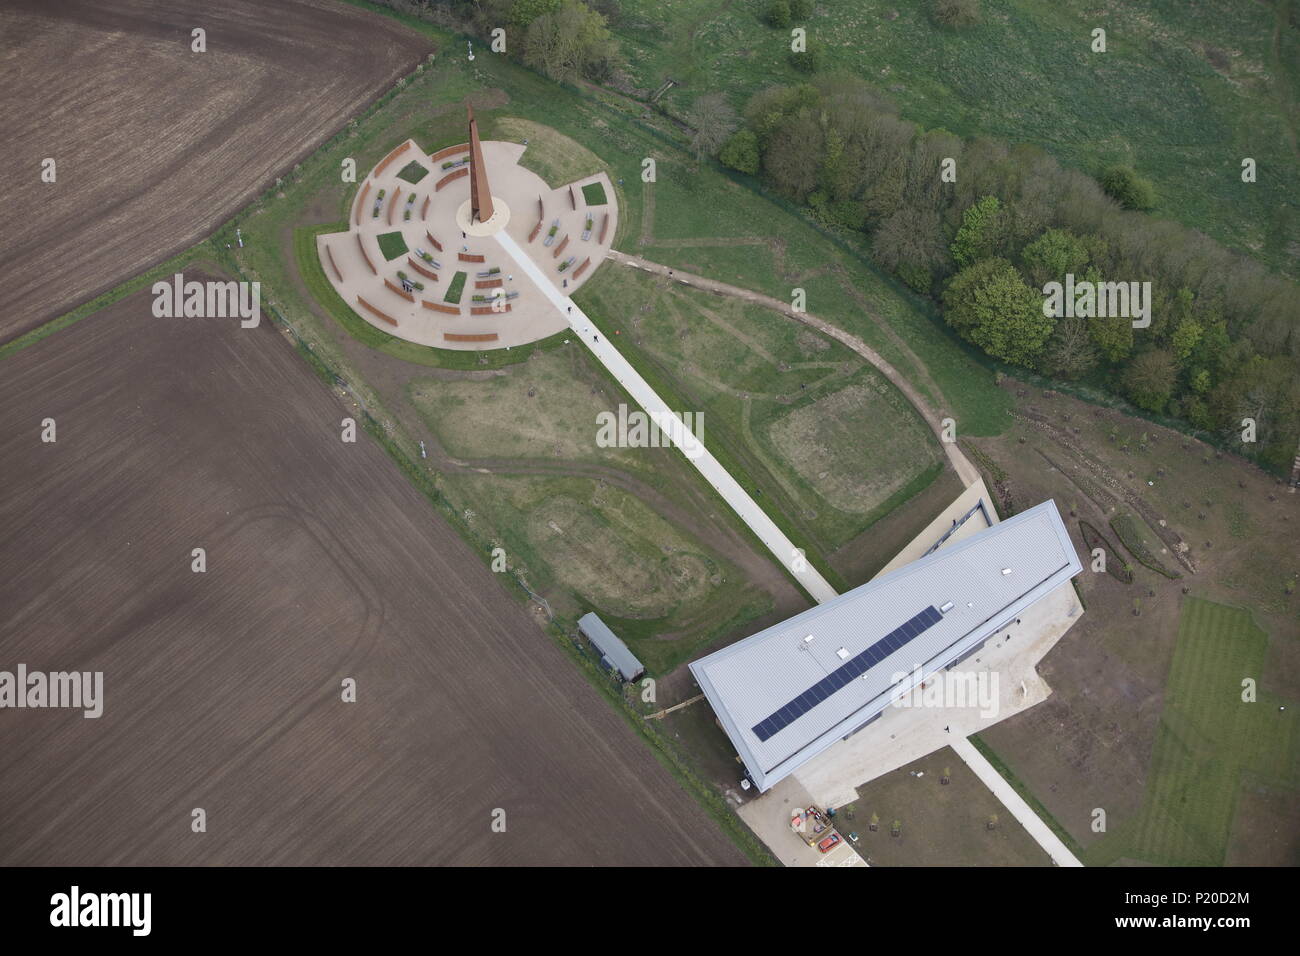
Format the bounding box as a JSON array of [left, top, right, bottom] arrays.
[[817, 833, 842, 853]]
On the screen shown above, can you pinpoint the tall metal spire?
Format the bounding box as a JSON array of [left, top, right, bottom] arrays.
[[467, 102, 494, 223]]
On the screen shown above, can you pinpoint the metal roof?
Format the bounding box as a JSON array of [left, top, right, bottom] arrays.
[[577, 613, 645, 682], [688, 500, 1082, 791]]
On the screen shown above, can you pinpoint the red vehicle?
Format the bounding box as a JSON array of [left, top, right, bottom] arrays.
[[817, 833, 842, 853]]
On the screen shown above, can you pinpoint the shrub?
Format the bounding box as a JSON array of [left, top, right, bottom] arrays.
[[1111, 514, 1181, 579], [1100, 165, 1157, 210], [897, 263, 932, 294], [785, 41, 826, 73], [718, 129, 761, 175], [932, 0, 981, 28], [942, 258, 1052, 366], [789, 42, 825, 74], [1121, 349, 1177, 412], [950, 195, 1006, 267], [764, 0, 791, 28], [1079, 521, 1134, 584]]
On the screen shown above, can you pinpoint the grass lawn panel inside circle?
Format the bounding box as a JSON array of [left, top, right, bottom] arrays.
[[376, 231, 408, 261]]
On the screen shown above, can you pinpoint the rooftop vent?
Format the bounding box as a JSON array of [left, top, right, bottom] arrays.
[[1001, 568, 1013, 575], [940, 601, 955, 613], [836, 647, 850, 660]]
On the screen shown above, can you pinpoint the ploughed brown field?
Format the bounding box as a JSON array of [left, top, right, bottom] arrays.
[[0, 0, 430, 341], [0, 281, 748, 865]]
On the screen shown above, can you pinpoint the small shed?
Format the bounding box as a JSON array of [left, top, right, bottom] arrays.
[[578, 612, 644, 682]]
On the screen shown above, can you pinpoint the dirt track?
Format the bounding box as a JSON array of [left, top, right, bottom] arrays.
[[0, 0, 430, 341], [0, 284, 749, 865]]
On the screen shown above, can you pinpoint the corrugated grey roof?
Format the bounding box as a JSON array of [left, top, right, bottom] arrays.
[[578, 613, 644, 681], [688, 500, 1082, 791]]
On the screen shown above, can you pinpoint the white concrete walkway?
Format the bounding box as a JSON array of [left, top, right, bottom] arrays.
[[498, 229, 1081, 866], [494, 230, 838, 605], [950, 735, 1084, 867]]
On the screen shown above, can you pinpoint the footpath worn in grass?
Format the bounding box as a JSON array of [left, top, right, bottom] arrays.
[[1086, 598, 1298, 865], [577, 264, 945, 569]]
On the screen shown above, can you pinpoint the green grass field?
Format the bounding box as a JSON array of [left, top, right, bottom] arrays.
[[443, 270, 466, 304], [408, 347, 654, 475], [395, 159, 429, 184], [615, 0, 1298, 274], [576, 263, 945, 578], [1085, 598, 1298, 865], [233, 19, 1011, 441], [444, 471, 770, 675], [376, 230, 408, 260], [220, 22, 1007, 598], [403, 342, 777, 674]]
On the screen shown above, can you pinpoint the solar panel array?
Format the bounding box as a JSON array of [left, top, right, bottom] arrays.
[[750, 605, 942, 742]]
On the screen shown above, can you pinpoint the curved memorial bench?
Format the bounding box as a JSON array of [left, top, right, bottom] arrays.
[[387, 186, 401, 226], [458, 253, 485, 263], [374, 141, 411, 177], [356, 234, 377, 275], [444, 332, 498, 343], [436, 167, 468, 191], [356, 295, 398, 326], [407, 257, 439, 281], [354, 182, 371, 226], [384, 278, 414, 303], [325, 244, 344, 282], [422, 301, 461, 315], [429, 143, 469, 164]]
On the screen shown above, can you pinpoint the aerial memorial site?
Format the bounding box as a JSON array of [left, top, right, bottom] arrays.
[[1, 0, 1294, 919]]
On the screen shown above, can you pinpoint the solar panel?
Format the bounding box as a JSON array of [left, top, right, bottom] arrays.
[[750, 606, 941, 742]]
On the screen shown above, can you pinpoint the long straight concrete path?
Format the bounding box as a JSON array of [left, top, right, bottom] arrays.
[[495, 231, 838, 605], [498, 231, 1080, 867], [949, 736, 1084, 867]]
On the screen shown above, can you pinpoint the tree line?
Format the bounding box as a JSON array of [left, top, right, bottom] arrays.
[[716, 75, 1300, 473], [375, 0, 622, 83]]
